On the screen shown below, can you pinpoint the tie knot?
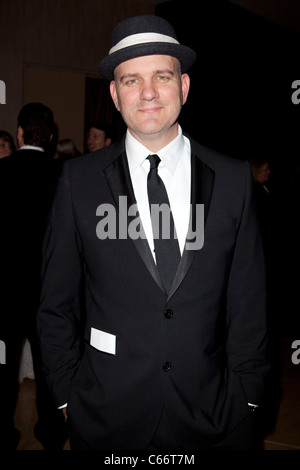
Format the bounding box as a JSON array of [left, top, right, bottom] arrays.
[[147, 154, 161, 170]]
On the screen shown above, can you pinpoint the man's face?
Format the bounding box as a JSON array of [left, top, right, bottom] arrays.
[[256, 162, 271, 185], [87, 127, 110, 152], [110, 55, 190, 149], [0, 138, 12, 158]]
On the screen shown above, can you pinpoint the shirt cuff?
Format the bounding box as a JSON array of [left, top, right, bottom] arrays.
[[58, 403, 67, 409]]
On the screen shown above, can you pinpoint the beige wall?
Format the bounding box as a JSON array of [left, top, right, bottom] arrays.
[[0, 0, 155, 143]]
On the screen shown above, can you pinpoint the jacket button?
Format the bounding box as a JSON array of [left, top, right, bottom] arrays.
[[164, 309, 173, 319], [163, 362, 171, 371]]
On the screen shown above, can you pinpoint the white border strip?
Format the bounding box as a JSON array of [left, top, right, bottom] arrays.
[[109, 32, 179, 55]]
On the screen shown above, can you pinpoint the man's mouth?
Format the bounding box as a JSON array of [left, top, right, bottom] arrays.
[[139, 106, 162, 114]]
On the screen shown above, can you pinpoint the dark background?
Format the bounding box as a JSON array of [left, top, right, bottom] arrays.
[[157, 0, 299, 163], [157, 0, 300, 336]]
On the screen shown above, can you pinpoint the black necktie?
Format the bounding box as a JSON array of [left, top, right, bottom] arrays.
[[147, 154, 181, 293]]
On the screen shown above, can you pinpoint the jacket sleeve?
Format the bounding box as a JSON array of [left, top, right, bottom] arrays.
[[226, 161, 270, 406], [37, 163, 83, 407]]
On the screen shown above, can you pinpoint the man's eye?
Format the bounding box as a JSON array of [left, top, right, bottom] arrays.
[[157, 75, 169, 81], [126, 79, 138, 85]]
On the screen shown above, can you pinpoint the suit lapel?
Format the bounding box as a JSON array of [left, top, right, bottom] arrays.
[[167, 152, 215, 300], [103, 148, 166, 293]]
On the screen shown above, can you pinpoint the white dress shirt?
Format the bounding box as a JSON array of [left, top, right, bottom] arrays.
[[125, 126, 191, 260]]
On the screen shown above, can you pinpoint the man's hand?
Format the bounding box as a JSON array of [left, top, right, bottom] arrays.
[[62, 407, 67, 422]]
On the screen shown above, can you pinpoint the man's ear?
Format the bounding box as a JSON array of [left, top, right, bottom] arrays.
[[17, 125, 24, 146], [110, 81, 120, 112], [17, 125, 23, 139], [181, 73, 190, 106]]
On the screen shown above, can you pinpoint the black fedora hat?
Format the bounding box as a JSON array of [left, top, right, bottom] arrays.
[[98, 15, 196, 80]]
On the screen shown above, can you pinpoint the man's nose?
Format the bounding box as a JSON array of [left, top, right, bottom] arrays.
[[139, 81, 159, 101]]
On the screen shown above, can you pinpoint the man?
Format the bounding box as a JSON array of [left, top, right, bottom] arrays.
[[0, 103, 68, 449], [0, 130, 16, 158], [56, 138, 81, 160], [86, 120, 112, 152], [37, 16, 269, 450]]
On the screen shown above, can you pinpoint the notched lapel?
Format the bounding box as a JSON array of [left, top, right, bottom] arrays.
[[103, 151, 166, 293], [168, 153, 215, 300]]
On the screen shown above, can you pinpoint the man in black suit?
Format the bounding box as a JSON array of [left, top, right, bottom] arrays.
[[0, 103, 68, 449], [37, 16, 269, 450]]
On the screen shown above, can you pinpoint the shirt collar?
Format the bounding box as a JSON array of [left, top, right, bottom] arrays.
[[18, 145, 45, 152], [125, 125, 185, 176]]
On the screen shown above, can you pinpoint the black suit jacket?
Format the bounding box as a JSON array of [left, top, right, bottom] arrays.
[[0, 149, 56, 329], [37, 136, 269, 449]]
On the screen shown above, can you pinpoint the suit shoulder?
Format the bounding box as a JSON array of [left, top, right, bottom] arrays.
[[188, 136, 249, 175], [65, 140, 124, 174]]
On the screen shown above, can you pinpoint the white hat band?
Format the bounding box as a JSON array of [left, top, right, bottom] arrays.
[[109, 32, 180, 55]]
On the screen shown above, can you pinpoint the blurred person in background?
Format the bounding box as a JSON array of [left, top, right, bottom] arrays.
[[0, 103, 68, 450], [86, 120, 112, 152], [0, 130, 16, 158], [56, 138, 81, 160]]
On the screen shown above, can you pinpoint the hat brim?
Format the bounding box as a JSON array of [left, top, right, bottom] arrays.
[[98, 42, 196, 80]]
